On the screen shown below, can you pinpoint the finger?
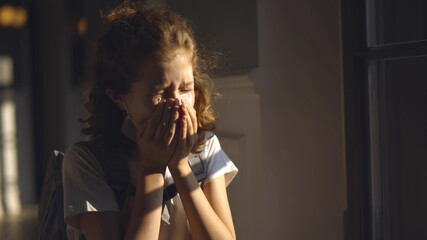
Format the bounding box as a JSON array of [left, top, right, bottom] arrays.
[[170, 128, 179, 150], [186, 113, 194, 137], [182, 100, 195, 135], [181, 102, 194, 138], [181, 98, 197, 133], [155, 99, 175, 140], [186, 102, 198, 134], [164, 105, 179, 145], [144, 100, 166, 139], [180, 110, 187, 140]]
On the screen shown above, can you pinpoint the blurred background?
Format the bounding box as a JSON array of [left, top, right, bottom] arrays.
[[0, 0, 426, 239]]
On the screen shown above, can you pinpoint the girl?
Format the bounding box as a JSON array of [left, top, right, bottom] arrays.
[[62, 2, 238, 240]]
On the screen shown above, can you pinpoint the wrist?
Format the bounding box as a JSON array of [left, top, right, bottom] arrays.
[[138, 157, 167, 175], [169, 157, 192, 177], [137, 171, 165, 188]]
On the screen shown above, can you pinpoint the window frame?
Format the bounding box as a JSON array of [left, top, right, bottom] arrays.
[[342, 1, 427, 239]]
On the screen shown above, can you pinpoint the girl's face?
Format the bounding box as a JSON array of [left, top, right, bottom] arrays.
[[122, 52, 195, 127]]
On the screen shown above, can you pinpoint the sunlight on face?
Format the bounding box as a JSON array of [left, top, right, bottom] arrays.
[[123, 51, 195, 126]]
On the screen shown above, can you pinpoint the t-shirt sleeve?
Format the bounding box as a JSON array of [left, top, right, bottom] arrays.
[[62, 143, 119, 230], [201, 134, 238, 186]]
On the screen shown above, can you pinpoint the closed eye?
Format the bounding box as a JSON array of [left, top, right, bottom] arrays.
[[180, 89, 193, 93]]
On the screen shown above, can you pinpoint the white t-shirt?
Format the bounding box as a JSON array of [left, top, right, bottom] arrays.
[[62, 133, 238, 240]]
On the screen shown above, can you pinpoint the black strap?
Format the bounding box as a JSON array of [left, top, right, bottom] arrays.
[[126, 172, 206, 203], [125, 154, 206, 202]]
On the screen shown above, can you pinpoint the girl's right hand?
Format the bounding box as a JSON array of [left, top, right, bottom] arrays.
[[136, 98, 180, 174]]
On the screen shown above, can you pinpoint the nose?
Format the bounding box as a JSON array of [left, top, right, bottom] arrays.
[[164, 90, 180, 100]]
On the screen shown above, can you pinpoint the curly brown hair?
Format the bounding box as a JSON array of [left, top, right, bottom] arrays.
[[80, 2, 217, 162]]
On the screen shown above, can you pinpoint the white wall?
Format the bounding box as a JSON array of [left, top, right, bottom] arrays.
[[249, 0, 347, 239]]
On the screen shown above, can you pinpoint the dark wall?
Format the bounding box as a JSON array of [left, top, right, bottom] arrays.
[[169, 0, 258, 74], [31, 0, 258, 201]]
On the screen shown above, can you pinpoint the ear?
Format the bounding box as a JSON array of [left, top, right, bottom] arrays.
[[105, 88, 126, 110]]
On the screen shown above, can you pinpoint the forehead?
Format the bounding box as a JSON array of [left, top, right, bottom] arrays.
[[134, 53, 194, 89]]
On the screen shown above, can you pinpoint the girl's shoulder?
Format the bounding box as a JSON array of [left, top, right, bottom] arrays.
[[199, 132, 221, 159], [63, 141, 103, 174], [198, 132, 239, 186], [65, 140, 97, 154]]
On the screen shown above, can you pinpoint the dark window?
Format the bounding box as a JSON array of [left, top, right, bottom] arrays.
[[343, 1, 427, 240]]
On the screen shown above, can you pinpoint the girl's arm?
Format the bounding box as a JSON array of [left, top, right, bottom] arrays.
[[169, 100, 236, 240], [78, 171, 165, 240], [124, 171, 165, 240], [78, 211, 122, 240], [203, 174, 236, 239], [169, 163, 236, 240], [79, 100, 179, 240], [123, 99, 179, 239], [78, 170, 165, 239]]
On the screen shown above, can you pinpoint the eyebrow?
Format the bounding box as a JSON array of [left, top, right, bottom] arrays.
[[183, 80, 194, 88], [151, 79, 194, 90]]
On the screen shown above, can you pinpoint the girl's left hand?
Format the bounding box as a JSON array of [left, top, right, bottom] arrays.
[[169, 99, 198, 168]]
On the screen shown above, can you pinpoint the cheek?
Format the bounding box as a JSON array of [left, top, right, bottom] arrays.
[[129, 99, 157, 123]]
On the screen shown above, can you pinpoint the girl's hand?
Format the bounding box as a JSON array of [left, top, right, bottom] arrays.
[[169, 99, 198, 169], [136, 99, 180, 174]]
